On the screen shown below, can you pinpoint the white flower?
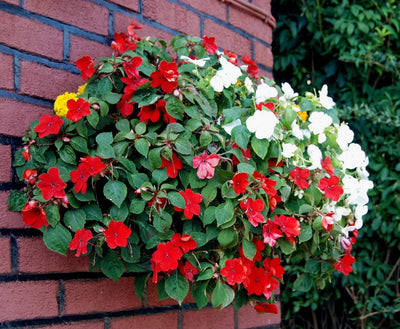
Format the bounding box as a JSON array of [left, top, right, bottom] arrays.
[[180, 56, 210, 67], [221, 119, 241, 135], [246, 110, 278, 140], [282, 143, 297, 158], [244, 77, 254, 93], [342, 225, 357, 237], [307, 144, 322, 169], [319, 84, 335, 109], [318, 133, 327, 143], [281, 82, 298, 100], [342, 175, 374, 206], [291, 121, 304, 140], [210, 57, 242, 92], [255, 81, 278, 103], [308, 111, 333, 135], [354, 205, 368, 228], [336, 124, 354, 150], [338, 143, 367, 170]]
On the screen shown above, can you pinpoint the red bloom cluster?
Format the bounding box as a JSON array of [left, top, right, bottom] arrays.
[[192, 151, 219, 179], [321, 156, 335, 175], [290, 167, 310, 189], [159, 152, 183, 179], [76, 55, 95, 81], [70, 156, 107, 194], [117, 77, 148, 117], [241, 54, 259, 79], [321, 212, 334, 231], [69, 228, 93, 257], [104, 220, 132, 249], [256, 101, 275, 114], [66, 98, 91, 122], [138, 99, 176, 124], [174, 188, 202, 219], [151, 233, 197, 283], [111, 20, 141, 53], [232, 172, 250, 194], [150, 60, 179, 93], [231, 142, 251, 165], [240, 198, 265, 227], [202, 35, 218, 54], [253, 171, 278, 197], [21, 201, 48, 229], [34, 114, 63, 138], [334, 254, 355, 275], [254, 302, 279, 314], [23, 169, 38, 185], [122, 56, 142, 79], [223, 49, 238, 65], [37, 167, 66, 200], [263, 214, 301, 247], [318, 175, 344, 201]]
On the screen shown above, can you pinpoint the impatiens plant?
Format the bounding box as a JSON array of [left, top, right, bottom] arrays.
[[8, 20, 373, 312]]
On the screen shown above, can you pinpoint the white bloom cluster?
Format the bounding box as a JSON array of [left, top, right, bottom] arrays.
[[210, 57, 242, 92], [246, 110, 278, 140]]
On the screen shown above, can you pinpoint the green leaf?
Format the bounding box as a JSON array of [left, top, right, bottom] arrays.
[[250, 136, 269, 159], [298, 225, 312, 243], [305, 259, 320, 274], [103, 180, 127, 208], [168, 191, 185, 209], [45, 204, 60, 227], [99, 63, 114, 74], [63, 209, 86, 232], [166, 96, 185, 120], [101, 250, 124, 282], [216, 201, 234, 226], [134, 273, 150, 299], [104, 92, 122, 104], [242, 238, 257, 261], [134, 138, 149, 157], [153, 212, 173, 233], [175, 138, 193, 155], [43, 223, 72, 256], [121, 244, 141, 263], [293, 273, 313, 292], [202, 206, 216, 225], [165, 270, 189, 304], [97, 78, 113, 94], [152, 169, 168, 184], [96, 132, 113, 145], [8, 190, 27, 212], [211, 280, 226, 308], [217, 229, 237, 247], [70, 136, 89, 154], [110, 202, 129, 221], [87, 110, 99, 129], [231, 125, 251, 150], [200, 131, 212, 146], [192, 281, 209, 309], [130, 199, 147, 214], [148, 147, 162, 169], [277, 238, 296, 255], [82, 204, 103, 221], [222, 106, 246, 123], [116, 119, 130, 132], [59, 145, 76, 165]]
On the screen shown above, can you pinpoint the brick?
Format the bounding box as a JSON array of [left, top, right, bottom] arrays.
[[39, 321, 104, 329], [252, 0, 272, 13], [0, 145, 12, 182], [203, 19, 251, 56], [0, 98, 52, 137], [0, 11, 63, 61], [0, 281, 58, 322], [178, 0, 227, 20], [228, 5, 273, 44], [183, 306, 235, 329], [106, 0, 139, 12], [259, 68, 274, 81], [0, 52, 14, 90], [0, 191, 27, 229], [19, 61, 82, 100], [111, 312, 178, 329], [69, 35, 112, 63], [64, 277, 141, 315], [143, 0, 200, 36], [254, 41, 273, 69], [18, 237, 90, 273], [113, 13, 174, 42], [0, 237, 11, 274], [2, 0, 20, 5], [237, 301, 281, 329], [24, 0, 109, 36]]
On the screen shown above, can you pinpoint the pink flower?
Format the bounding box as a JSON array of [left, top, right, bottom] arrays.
[[262, 219, 283, 247], [192, 151, 219, 179]]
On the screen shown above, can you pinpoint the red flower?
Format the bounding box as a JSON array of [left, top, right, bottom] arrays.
[[202, 35, 218, 54], [256, 102, 275, 114], [264, 257, 284, 280], [34, 114, 63, 138], [111, 32, 138, 53], [240, 198, 265, 227], [239, 238, 265, 262], [274, 214, 301, 243], [70, 164, 89, 194], [192, 151, 219, 179], [254, 302, 279, 314], [221, 258, 247, 285], [171, 233, 197, 253], [23, 169, 38, 185], [37, 167, 66, 200], [104, 220, 132, 249], [269, 194, 281, 212], [223, 49, 238, 65], [66, 98, 91, 122], [175, 188, 202, 220], [151, 241, 183, 281], [268, 158, 284, 172], [262, 219, 283, 247], [232, 142, 251, 165], [232, 172, 250, 194], [241, 55, 259, 79], [322, 212, 334, 231], [244, 266, 269, 295], [253, 171, 277, 196], [150, 60, 179, 93], [263, 272, 280, 299], [178, 261, 198, 282], [80, 156, 107, 177], [321, 156, 335, 176], [318, 175, 344, 201], [76, 55, 95, 81], [334, 254, 355, 275], [22, 148, 30, 161], [122, 56, 142, 79], [21, 201, 48, 229], [117, 93, 134, 117], [290, 167, 310, 189], [69, 228, 93, 257], [159, 152, 183, 179]]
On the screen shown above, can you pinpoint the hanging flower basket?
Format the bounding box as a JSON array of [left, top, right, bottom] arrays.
[[8, 21, 373, 312]]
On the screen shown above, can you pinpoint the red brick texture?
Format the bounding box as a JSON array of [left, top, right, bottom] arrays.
[[0, 0, 277, 328]]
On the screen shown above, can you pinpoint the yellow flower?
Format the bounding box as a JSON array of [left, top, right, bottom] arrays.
[[54, 92, 77, 116], [298, 111, 308, 122], [77, 83, 87, 95]]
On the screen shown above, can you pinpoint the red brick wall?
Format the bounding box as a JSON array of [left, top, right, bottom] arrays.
[[0, 0, 278, 328]]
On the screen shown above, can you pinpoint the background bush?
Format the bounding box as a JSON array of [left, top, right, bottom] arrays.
[[271, 0, 400, 328]]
